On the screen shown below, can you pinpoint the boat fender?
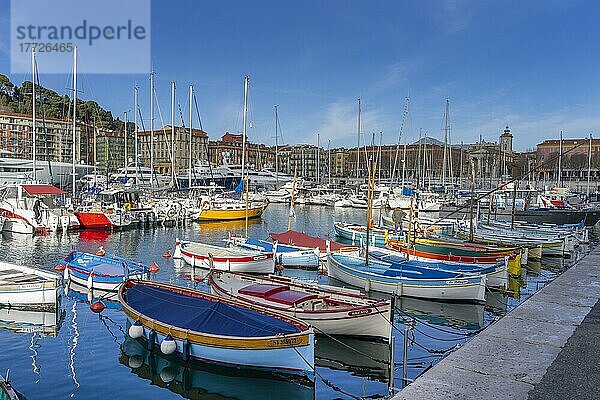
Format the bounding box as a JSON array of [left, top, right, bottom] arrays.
[[128, 320, 144, 339], [128, 355, 143, 369], [160, 335, 177, 355], [90, 301, 106, 313], [160, 366, 177, 383], [364, 279, 371, 292], [162, 251, 171, 258], [182, 339, 190, 362], [173, 239, 182, 259], [96, 246, 106, 256], [352, 231, 356, 242], [148, 262, 160, 273], [147, 330, 156, 351], [87, 273, 94, 290]]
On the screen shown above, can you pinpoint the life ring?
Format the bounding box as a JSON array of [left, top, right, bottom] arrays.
[[201, 200, 210, 209], [167, 207, 176, 218]]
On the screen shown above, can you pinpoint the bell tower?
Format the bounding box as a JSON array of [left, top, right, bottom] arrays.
[[500, 126, 513, 153]]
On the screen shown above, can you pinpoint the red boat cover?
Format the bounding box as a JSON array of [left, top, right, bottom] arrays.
[[238, 283, 289, 298], [22, 184, 66, 196], [265, 289, 319, 306], [269, 230, 349, 252]]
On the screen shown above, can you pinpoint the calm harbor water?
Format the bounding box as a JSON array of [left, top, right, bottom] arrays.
[[0, 204, 590, 399]]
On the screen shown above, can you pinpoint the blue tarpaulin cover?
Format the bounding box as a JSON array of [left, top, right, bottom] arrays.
[[245, 238, 301, 253], [125, 283, 301, 337]]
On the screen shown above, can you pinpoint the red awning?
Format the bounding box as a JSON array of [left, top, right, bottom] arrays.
[[269, 230, 351, 252], [21, 184, 66, 196]]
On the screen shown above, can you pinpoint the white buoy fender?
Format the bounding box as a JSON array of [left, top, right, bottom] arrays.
[[86, 273, 93, 290], [128, 321, 144, 339], [63, 266, 69, 281], [159, 366, 177, 383], [128, 355, 143, 369], [160, 335, 177, 355], [173, 238, 182, 259]]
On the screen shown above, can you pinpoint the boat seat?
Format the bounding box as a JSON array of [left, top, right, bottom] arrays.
[[238, 283, 289, 298], [264, 289, 319, 306]]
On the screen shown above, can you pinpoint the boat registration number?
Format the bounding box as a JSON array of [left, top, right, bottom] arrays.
[[348, 309, 372, 316], [446, 279, 469, 285], [268, 337, 303, 347], [19, 283, 43, 290]]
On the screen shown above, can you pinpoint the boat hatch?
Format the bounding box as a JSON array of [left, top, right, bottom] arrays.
[[238, 283, 289, 298], [264, 290, 319, 306]]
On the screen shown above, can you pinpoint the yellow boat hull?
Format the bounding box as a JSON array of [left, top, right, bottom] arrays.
[[198, 206, 265, 221]]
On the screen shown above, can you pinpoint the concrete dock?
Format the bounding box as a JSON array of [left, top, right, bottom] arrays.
[[394, 247, 600, 400]]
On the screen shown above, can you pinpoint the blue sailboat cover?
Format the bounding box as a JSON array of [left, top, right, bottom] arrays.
[[125, 284, 301, 337]]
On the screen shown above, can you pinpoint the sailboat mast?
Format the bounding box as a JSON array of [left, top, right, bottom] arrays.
[[171, 81, 176, 186], [150, 68, 155, 188], [188, 85, 193, 189], [317, 132, 320, 185], [442, 98, 449, 192], [274, 105, 279, 187], [31, 49, 37, 182], [328, 139, 331, 186], [71, 46, 77, 196], [241, 76, 249, 179], [93, 127, 97, 184], [134, 85, 139, 181], [356, 97, 361, 181], [558, 130, 563, 186], [123, 111, 128, 177], [588, 133, 592, 198]]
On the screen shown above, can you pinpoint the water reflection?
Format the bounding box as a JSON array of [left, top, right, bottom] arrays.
[[0, 307, 64, 336], [120, 336, 315, 400]]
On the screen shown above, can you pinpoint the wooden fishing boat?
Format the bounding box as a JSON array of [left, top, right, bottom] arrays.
[[456, 222, 566, 258], [386, 238, 523, 276], [327, 253, 486, 302], [368, 248, 508, 288], [0, 261, 60, 310], [60, 251, 149, 291], [119, 280, 315, 379], [0, 371, 24, 400], [194, 199, 266, 221], [228, 236, 320, 269], [175, 240, 274, 274], [208, 270, 392, 341], [333, 222, 401, 246]]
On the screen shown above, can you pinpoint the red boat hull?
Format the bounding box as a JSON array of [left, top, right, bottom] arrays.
[[74, 211, 112, 229]]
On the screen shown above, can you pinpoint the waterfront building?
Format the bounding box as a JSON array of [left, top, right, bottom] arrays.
[[137, 125, 208, 175], [536, 137, 600, 182], [207, 132, 274, 170]]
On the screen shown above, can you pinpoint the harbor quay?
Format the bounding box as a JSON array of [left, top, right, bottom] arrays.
[[394, 246, 600, 400]]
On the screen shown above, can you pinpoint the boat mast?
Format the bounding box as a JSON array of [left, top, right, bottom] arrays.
[[171, 80, 176, 186], [558, 130, 563, 186], [188, 85, 193, 189], [401, 98, 409, 187], [71, 46, 77, 197], [274, 105, 279, 187], [123, 111, 128, 179], [31, 48, 37, 182], [93, 127, 97, 185], [134, 85, 139, 182], [328, 139, 331, 187], [364, 156, 376, 265], [241, 76, 249, 180], [356, 97, 361, 181], [442, 98, 449, 192], [150, 68, 155, 188], [317, 132, 320, 185], [288, 168, 297, 231], [588, 133, 592, 198]]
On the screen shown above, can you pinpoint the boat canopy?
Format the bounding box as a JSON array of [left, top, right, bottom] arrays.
[[269, 230, 349, 252], [125, 283, 301, 337], [22, 184, 65, 196]]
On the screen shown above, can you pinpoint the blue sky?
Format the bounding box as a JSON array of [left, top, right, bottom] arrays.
[[1, 0, 599, 151]]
